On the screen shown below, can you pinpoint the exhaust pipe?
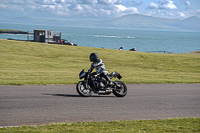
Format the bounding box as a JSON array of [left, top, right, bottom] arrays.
[[98, 89, 112, 94]]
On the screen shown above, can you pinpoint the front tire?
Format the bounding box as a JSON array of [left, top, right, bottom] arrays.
[[113, 81, 127, 97], [76, 81, 92, 97]]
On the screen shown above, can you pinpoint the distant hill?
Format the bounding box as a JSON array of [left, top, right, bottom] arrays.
[[102, 14, 180, 30], [0, 29, 28, 34], [1, 14, 200, 31], [172, 16, 200, 31], [99, 14, 200, 31]]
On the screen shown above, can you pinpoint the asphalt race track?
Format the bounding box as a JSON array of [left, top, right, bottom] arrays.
[[0, 84, 200, 127]]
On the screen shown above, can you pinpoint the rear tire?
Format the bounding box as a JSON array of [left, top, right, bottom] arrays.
[[113, 81, 127, 97], [76, 81, 92, 97]]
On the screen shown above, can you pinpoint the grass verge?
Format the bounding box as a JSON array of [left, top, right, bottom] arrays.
[[0, 39, 200, 85], [0, 118, 199, 133]]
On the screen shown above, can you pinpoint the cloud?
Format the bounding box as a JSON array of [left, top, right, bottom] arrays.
[[77, 0, 98, 4], [160, 0, 177, 10], [0, 3, 7, 8], [146, 0, 184, 19], [185, 1, 190, 7], [148, 0, 177, 10], [0, 0, 140, 20], [0, 0, 197, 20], [98, 0, 122, 5], [146, 1, 193, 19], [184, 1, 190, 9], [115, 4, 139, 15], [125, 1, 143, 7], [148, 2, 159, 9], [178, 12, 186, 17], [115, 5, 127, 11]]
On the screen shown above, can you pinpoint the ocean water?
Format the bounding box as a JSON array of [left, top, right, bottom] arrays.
[[0, 23, 199, 53]]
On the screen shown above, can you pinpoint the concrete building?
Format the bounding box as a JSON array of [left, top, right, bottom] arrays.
[[34, 30, 61, 43]]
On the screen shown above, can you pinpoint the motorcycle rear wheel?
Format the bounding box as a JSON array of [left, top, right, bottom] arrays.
[[113, 81, 127, 97], [76, 81, 92, 97]]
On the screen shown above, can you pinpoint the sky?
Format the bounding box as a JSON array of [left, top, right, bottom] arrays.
[[0, 0, 200, 21]]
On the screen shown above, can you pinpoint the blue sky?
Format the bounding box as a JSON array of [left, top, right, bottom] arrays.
[[0, 0, 200, 21]]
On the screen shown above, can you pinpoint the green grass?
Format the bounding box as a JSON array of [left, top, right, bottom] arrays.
[[0, 118, 199, 133], [0, 29, 23, 32], [0, 39, 200, 85], [0, 29, 15, 31]]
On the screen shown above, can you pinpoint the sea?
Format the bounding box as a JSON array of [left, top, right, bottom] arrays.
[[0, 23, 200, 53]]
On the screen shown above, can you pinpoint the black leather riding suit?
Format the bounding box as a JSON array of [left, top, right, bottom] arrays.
[[88, 59, 111, 82]]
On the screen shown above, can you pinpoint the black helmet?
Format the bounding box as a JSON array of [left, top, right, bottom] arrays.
[[89, 53, 98, 62]]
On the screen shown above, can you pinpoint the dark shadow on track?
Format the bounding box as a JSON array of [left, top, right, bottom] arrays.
[[43, 93, 116, 97], [43, 93, 81, 97]]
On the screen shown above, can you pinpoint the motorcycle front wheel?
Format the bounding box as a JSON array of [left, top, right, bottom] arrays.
[[76, 81, 92, 97], [113, 81, 127, 97]]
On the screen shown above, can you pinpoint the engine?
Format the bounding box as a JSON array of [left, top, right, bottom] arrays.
[[96, 77, 107, 90]]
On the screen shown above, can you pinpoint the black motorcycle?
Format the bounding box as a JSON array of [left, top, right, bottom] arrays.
[[76, 69, 127, 97]]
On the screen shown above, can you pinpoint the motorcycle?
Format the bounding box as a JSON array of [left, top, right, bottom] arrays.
[[76, 69, 127, 97]]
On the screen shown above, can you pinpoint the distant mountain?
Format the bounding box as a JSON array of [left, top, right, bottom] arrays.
[[102, 14, 200, 31], [173, 16, 200, 31], [196, 12, 200, 18], [102, 14, 180, 30], [1, 14, 200, 31]]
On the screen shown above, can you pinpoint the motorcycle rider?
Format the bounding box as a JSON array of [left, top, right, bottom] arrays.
[[88, 53, 114, 87]]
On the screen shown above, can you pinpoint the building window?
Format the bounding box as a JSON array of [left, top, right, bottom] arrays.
[[39, 31, 45, 36]]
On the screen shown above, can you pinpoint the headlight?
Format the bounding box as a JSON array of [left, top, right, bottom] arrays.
[[79, 73, 86, 79]]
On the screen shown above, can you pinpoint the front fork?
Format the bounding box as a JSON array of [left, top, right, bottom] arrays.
[[83, 80, 89, 89]]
